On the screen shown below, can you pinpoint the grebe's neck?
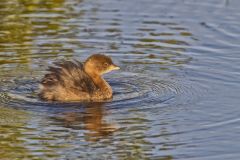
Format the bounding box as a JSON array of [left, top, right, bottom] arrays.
[[94, 76, 111, 92], [84, 64, 112, 94]]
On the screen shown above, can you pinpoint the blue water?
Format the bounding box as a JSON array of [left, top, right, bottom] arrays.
[[0, 0, 240, 159]]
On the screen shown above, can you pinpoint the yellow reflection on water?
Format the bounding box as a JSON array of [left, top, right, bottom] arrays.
[[0, 106, 30, 159], [53, 102, 118, 142], [0, 0, 74, 68]]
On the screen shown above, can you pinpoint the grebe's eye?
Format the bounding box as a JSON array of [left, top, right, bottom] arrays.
[[104, 62, 108, 67]]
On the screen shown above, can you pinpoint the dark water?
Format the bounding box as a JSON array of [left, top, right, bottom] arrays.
[[0, 0, 240, 159]]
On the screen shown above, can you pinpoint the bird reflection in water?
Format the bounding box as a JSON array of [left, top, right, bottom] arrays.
[[54, 102, 118, 141]]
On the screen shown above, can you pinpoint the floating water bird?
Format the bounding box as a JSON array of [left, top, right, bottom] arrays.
[[39, 54, 120, 102]]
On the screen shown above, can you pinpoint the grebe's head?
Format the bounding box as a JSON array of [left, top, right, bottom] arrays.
[[84, 54, 120, 75]]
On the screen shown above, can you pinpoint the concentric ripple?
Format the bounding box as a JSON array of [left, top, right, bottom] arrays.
[[0, 72, 206, 113], [0, 0, 240, 159], [109, 73, 206, 109]]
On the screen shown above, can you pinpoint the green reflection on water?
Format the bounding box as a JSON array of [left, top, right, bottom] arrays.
[[0, 0, 196, 158], [0, 0, 74, 68], [0, 106, 67, 159], [0, 106, 31, 159]]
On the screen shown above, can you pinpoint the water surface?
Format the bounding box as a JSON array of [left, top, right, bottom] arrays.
[[0, 0, 240, 159]]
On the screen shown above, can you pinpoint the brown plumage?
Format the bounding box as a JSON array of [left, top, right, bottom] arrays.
[[39, 54, 120, 102]]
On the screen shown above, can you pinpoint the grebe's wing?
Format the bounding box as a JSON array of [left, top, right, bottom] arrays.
[[41, 60, 97, 93]]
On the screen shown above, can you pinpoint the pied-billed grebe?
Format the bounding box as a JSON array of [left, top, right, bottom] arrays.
[[39, 54, 120, 101]]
